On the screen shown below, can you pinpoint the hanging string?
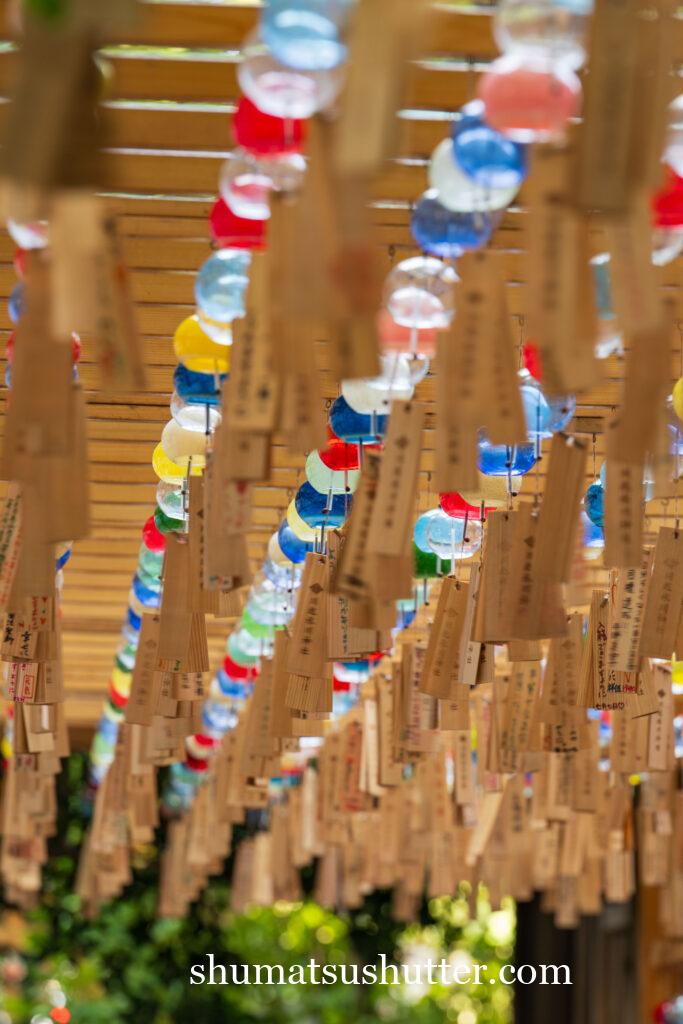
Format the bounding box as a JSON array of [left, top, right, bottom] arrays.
[[456, 510, 469, 584], [675, 321, 683, 534], [531, 447, 541, 514], [420, 473, 434, 602], [182, 454, 193, 521], [466, 55, 477, 103], [283, 115, 295, 151], [284, 484, 296, 613], [343, 443, 351, 520], [517, 313, 525, 370]]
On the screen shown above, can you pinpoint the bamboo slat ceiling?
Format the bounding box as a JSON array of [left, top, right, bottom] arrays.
[[0, 0, 682, 727]]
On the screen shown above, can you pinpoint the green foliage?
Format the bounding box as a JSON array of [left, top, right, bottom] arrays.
[[0, 756, 513, 1024], [22, 0, 68, 20]]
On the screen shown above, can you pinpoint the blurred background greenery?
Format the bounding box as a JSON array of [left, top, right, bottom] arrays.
[[0, 755, 514, 1024]]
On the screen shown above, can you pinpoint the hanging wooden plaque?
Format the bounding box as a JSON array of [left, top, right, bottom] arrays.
[[420, 577, 468, 699], [527, 144, 599, 394], [224, 252, 279, 434], [334, 0, 428, 177], [335, 451, 381, 604], [509, 502, 567, 640], [534, 434, 587, 583], [607, 554, 651, 672], [473, 510, 520, 642], [572, 0, 641, 212], [640, 528, 683, 659], [606, 201, 663, 338], [367, 401, 424, 558], [603, 446, 644, 568], [41, 382, 90, 543], [125, 614, 161, 727], [608, 317, 670, 465], [90, 215, 146, 394], [438, 683, 471, 731], [1, 14, 101, 191], [158, 534, 191, 664], [279, 368, 327, 455], [0, 485, 22, 615], [285, 552, 330, 680]]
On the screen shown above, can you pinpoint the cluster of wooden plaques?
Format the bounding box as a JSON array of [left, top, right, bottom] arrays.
[[76, 551, 683, 931], [3, 0, 683, 949]]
